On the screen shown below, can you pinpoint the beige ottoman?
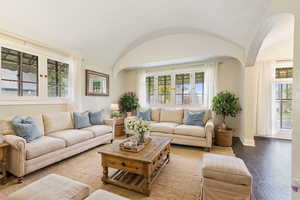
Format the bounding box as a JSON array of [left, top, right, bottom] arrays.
[[85, 190, 130, 200], [8, 174, 90, 200], [201, 154, 252, 200]]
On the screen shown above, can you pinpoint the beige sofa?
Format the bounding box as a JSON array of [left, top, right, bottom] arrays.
[[125, 108, 214, 150], [0, 112, 115, 181]]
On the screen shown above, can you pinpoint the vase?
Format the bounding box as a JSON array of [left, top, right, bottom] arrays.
[[138, 132, 145, 144]]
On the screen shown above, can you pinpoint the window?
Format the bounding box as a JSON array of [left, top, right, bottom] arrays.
[[146, 76, 154, 104], [1, 47, 38, 96], [47, 59, 69, 97], [158, 75, 171, 104], [195, 72, 205, 104], [276, 67, 293, 79], [275, 83, 293, 130], [274, 67, 293, 130], [175, 73, 190, 104]]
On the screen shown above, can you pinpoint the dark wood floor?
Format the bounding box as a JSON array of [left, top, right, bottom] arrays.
[[232, 137, 291, 200]]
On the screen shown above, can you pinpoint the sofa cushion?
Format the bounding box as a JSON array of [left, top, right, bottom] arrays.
[[160, 108, 183, 124], [174, 124, 206, 138], [12, 116, 43, 143], [26, 136, 66, 160], [151, 108, 160, 122], [7, 174, 90, 200], [202, 154, 252, 186], [184, 112, 205, 126], [89, 110, 104, 125], [0, 114, 45, 136], [48, 129, 94, 146], [43, 112, 74, 134], [82, 125, 112, 137], [184, 109, 211, 124], [137, 109, 151, 121], [73, 112, 91, 129], [150, 122, 178, 134]]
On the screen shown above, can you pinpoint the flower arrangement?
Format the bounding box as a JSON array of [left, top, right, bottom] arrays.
[[127, 119, 151, 143]]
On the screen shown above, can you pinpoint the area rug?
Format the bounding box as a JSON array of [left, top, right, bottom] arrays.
[[0, 144, 234, 200]]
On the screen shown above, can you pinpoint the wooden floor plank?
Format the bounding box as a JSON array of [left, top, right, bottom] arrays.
[[232, 137, 291, 200]]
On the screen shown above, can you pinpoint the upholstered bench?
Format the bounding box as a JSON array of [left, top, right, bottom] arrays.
[[201, 154, 252, 200], [85, 190, 130, 200], [8, 174, 90, 200]]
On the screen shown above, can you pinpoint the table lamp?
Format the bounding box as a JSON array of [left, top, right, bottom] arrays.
[[110, 104, 120, 118]]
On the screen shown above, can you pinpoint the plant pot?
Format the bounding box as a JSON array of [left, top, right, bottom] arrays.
[[127, 112, 132, 117], [215, 127, 233, 147]]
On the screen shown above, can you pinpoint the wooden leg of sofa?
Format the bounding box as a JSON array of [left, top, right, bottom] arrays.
[[17, 177, 24, 184], [204, 147, 211, 152], [110, 139, 114, 143]]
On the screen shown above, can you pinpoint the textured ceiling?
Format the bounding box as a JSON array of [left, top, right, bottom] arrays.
[[0, 0, 270, 66]]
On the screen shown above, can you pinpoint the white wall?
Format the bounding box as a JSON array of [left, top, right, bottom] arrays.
[[257, 39, 294, 61], [79, 60, 126, 115], [124, 58, 243, 136], [217, 59, 242, 136]]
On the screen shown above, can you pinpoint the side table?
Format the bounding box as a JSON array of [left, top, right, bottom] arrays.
[[114, 117, 125, 137], [0, 143, 10, 184]]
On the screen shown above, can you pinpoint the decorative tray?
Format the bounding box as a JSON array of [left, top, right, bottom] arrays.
[[119, 137, 152, 153]]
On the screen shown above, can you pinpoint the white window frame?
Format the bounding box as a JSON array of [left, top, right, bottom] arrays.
[[272, 62, 293, 134], [0, 41, 73, 105], [145, 63, 212, 108]]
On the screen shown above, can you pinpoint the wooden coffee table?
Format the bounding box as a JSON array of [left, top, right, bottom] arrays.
[[98, 136, 171, 196]]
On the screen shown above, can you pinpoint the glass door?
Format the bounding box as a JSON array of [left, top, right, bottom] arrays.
[[274, 83, 293, 130]]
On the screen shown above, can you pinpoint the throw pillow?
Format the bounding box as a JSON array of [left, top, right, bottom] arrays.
[[11, 116, 42, 143], [89, 110, 104, 125], [138, 109, 151, 121], [73, 112, 91, 129], [185, 111, 205, 126]]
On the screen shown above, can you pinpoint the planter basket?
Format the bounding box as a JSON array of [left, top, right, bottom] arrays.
[[215, 127, 233, 147]]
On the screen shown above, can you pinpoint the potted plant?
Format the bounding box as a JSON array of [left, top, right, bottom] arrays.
[[212, 91, 242, 128], [212, 91, 242, 146], [119, 92, 139, 116]]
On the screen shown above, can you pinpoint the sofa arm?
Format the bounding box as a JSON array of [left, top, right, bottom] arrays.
[[205, 119, 215, 137], [104, 119, 115, 127], [204, 119, 214, 148], [104, 119, 116, 139], [4, 135, 26, 177]]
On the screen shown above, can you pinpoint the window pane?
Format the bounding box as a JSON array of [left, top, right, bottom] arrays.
[[48, 85, 57, 97], [195, 94, 204, 104], [1, 47, 19, 81], [195, 72, 204, 104], [175, 73, 190, 104], [158, 75, 171, 104], [1, 80, 18, 96], [22, 82, 37, 96], [47, 59, 69, 97], [146, 76, 154, 104], [276, 67, 293, 79], [22, 53, 38, 83], [1, 47, 39, 96], [275, 83, 281, 99], [282, 100, 292, 129], [176, 95, 183, 105], [274, 83, 293, 130]]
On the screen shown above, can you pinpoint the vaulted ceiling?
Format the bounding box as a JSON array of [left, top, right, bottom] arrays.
[[0, 0, 271, 67]]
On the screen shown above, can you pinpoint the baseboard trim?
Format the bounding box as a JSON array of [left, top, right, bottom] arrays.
[[239, 137, 255, 147]]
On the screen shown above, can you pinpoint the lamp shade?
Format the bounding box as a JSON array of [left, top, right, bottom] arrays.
[[110, 104, 119, 111]]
